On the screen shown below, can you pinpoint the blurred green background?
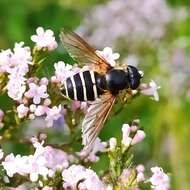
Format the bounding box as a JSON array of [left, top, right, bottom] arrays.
[[0, 0, 190, 189]]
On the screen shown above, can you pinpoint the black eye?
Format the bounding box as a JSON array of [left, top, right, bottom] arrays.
[[127, 65, 141, 89]]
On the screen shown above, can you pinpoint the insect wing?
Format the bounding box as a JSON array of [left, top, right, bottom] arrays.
[[60, 29, 111, 74], [82, 93, 115, 147]]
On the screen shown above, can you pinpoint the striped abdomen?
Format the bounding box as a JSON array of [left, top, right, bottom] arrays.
[[61, 70, 106, 101]]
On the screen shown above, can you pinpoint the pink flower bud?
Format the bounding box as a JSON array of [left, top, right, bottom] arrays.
[[137, 172, 145, 182], [122, 124, 132, 146], [109, 137, 117, 151], [44, 98, 51, 106], [136, 164, 145, 173], [17, 104, 29, 118], [29, 104, 36, 112], [34, 105, 46, 116], [131, 130, 146, 145], [40, 77, 49, 86]]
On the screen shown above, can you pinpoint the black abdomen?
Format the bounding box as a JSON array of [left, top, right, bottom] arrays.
[[61, 70, 105, 101]]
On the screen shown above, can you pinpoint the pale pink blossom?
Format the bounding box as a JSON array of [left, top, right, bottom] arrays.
[[149, 167, 170, 190], [7, 79, 26, 101], [140, 80, 160, 101], [42, 186, 53, 190], [10, 42, 32, 66], [45, 105, 62, 127], [40, 77, 49, 86], [71, 100, 81, 111], [137, 172, 145, 182], [0, 49, 12, 73], [25, 83, 49, 104], [136, 164, 145, 182], [109, 137, 117, 151], [136, 164, 145, 173], [131, 130, 146, 145], [34, 105, 46, 116], [62, 165, 107, 190], [17, 104, 29, 118], [43, 98, 51, 106], [54, 61, 74, 82], [120, 168, 131, 184], [84, 138, 107, 162], [71, 100, 89, 113], [122, 124, 132, 147], [31, 27, 58, 51], [96, 47, 120, 66], [2, 139, 69, 182], [42, 146, 69, 172], [29, 104, 37, 112]]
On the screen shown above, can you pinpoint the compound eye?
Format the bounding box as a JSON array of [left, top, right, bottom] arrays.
[[128, 65, 142, 89]]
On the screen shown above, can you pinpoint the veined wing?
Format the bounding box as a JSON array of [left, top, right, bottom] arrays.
[[60, 29, 112, 74], [82, 93, 115, 148]]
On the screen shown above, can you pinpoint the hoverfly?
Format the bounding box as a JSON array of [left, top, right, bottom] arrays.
[[60, 30, 143, 149]]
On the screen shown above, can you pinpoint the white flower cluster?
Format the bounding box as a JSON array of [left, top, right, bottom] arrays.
[[62, 165, 108, 190], [1, 139, 69, 182], [0, 42, 32, 100], [15, 76, 63, 127], [109, 122, 146, 151], [140, 80, 161, 101], [149, 167, 170, 190], [96, 47, 120, 67], [31, 27, 58, 51]]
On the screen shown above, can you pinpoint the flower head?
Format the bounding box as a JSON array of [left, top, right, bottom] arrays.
[[31, 27, 58, 51], [140, 80, 160, 101], [0, 49, 12, 73], [45, 105, 62, 127], [81, 138, 107, 162], [96, 47, 120, 66], [17, 104, 29, 118], [149, 167, 170, 190], [53, 61, 74, 83], [25, 83, 49, 104], [62, 165, 107, 190]]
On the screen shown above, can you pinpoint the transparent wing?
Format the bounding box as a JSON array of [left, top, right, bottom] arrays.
[[82, 93, 115, 147], [60, 29, 111, 74]]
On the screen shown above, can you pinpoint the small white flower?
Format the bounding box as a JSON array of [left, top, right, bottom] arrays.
[[140, 80, 161, 101], [131, 130, 146, 145], [83, 138, 107, 162], [0, 49, 12, 73], [7, 79, 26, 101], [54, 61, 74, 82], [96, 47, 120, 66], [34, 105, 46, 116], [31, 27, 58, 51], [42, 186, 53, 190], [149, 167, 170, 190], [122, 124, 132, 147], [25, 83, 49, 104], [62, 165, 107, 190], [109, 137, 117, 151], [45, 105, 62, 127], [17, 104, 29, 118], [11, 42, 32, 66]]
